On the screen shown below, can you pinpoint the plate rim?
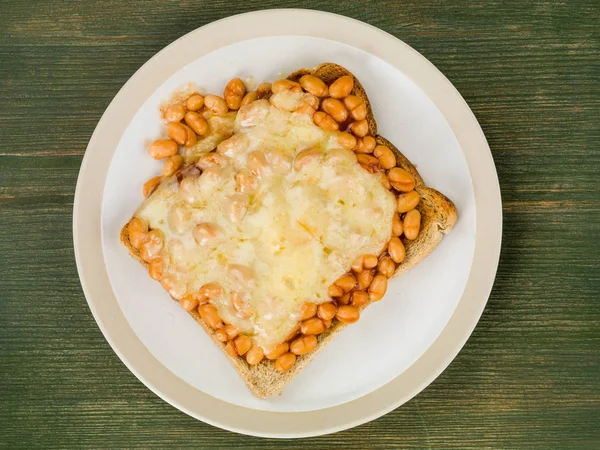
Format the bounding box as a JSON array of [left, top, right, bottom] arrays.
[[73, 9, 501, 438]]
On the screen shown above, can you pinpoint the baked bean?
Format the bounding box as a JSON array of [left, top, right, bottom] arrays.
[[227, 193, 249, 222], [193, 222, 220, 246], [160, 276, 178, 299], [204, 95, 228, 115], [374, 145, 396, 169], [265, 342, 289, 360], [392, 212, 404, 236], [295, 103, 315, 117], [158, 288, 185, 309], [198, 304, 223, 329], [388, 168, 415, 192], [254, 81, 271, 98], [327, 148, 356, 165], [162, 154, 183, 177], [167, 122, 187, 145], [268, 92, 304, 111], [363, 254, 378, 269], [148, 139, 178, 159], [271, 79, 301, 94], [127, 217, 148, 249], [404, 209, 421, 240], [292, 96, 317, 115], [214, 328, 229, 342], [269, 93, 308, 114], [167, 122, 188, 145], [357, 269, 375, 290], [246, 345, 264, 365], [336, 305, 360, 324], [350, 103, 367, 121], [329, 75, 354, 98], [378, 171, 392, 190], [343, 95, 362, 111], [247, 151, 270, 177], [355, 136, 376, 154], [143, 176, 161, 198], [337, 132, 357, 150], [241, 91, 258, 107], [196, 152, 228, 169], [301, 302, 318, 320], [139, 229, 163, 262], [328, 284, 344, 298], [225, 341, 238, 357], [317, 302, 337, 321], [334, 274, 356, 293], [223, 324, 238, 340], [180, 295, 199, 312], [378, 256, 396, 278], [234, 335, 252, 356], [300, 317, 326, 335], [234, 168, 256, 193], [164, 104, 185, 122], [269, 94, 312, 114], [397, 190, 421, 213], [285, 324, 300, 342], [300, 75, 328, 97], [290, 335, 318, 355], [198, 282, 223, 301], [321, 98, 348, 123], [313, 111, 339, 131], [231, 291, 253, 319], [348, 119, 368, 137], [148, 257, 163, 281], [186, 94, 204, 111], [256, 82, 272, 98], [369, 274, 388, 301], [237, 99, 270, 127], [225, 78, 245, 97], [229, 264, 254, 286], [275, 352, 296, 373], [351, 290, 370, 307], [303, 95, 319, 109], [351, 255, 364, 273], [184, 111, 209, 135], [217, 133, 244, 156], [337, 292, 351, 305], [294, 148, 322, 171], [225, 94, 242, 110], [182, 123, 197, 146], [161, 279, 184, 304], [388, 236, 406, 263], [356, 154, 381, 173]]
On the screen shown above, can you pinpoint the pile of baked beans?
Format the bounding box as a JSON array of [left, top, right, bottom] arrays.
[[128, 72, 422, 373]]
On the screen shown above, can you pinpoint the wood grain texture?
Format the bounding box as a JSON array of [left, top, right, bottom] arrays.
[[1, 0, 599, 448]]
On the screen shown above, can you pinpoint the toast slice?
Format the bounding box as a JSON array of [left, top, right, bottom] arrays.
[[121, 63, 457, 398]]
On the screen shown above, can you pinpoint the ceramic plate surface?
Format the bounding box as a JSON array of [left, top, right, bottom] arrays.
[[74, 9, 501, 437]]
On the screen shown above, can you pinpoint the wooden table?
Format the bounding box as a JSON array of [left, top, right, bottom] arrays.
[[1, 1, 598, 448]]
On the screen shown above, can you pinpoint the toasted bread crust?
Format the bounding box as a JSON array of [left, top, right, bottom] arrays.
[[120, 63, 457, 398]]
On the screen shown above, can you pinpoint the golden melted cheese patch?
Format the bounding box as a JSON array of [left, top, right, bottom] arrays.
[[136, 93, 396, 350]]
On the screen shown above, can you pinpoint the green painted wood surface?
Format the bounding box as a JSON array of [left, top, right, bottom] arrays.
[[1, 1, 599, 448]]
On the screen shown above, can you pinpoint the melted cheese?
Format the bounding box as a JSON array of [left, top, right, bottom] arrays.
[[184, 112, 236, 163], [136, 92, 396, 350]]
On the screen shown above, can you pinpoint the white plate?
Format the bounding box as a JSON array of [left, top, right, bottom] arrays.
[[74, 9, 501, 437], [102, 36, 475, 412]]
